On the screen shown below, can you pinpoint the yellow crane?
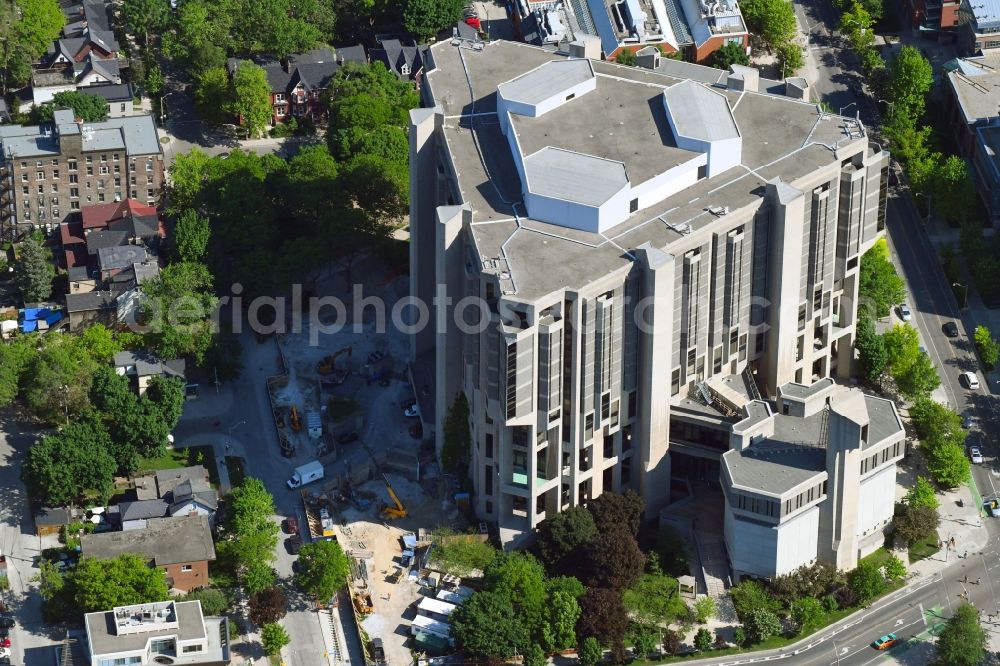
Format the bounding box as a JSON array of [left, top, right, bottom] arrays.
[[317, 346, 352, 375], [380, 474, 407, 520]]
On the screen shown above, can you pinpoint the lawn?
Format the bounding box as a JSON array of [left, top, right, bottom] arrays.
[[225, 456, 246, 487], [908, 534, 939, 563], [137, 445, 220, 486]]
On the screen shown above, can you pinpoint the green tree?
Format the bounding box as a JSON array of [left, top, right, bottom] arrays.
[[790, 597, 825, 631], [172, 209, 212, 263], [579, 636, 602, 666], [925, 440, 970, 488], [24, 337, 98, 424], [229, 62, 272, 138], [623, 574, 688, 626], [402, 0, 464, 40], [122, 0, 171, 44], [859, 239, 905, 319], [36, 560, 70, 621], [629, 624, 658, 657], [886, 46, 933, 121], [861, 47, 885, 76], [855, 316, 888, 386], [441, 391, 470, 472], [744, 608, 781, 644], [484, 553, 548, 641], [13, 237, 55, 302], [896, 352, 940, 400], [13, 0, 65, 59], [905, 476, 940, 510], [537, 506, 596, 573], [840, 2, 875, 54], [931, 155, 976, 225], [588, 489, 644, 536], [615, 49, 637, 66], [260, 623, 290, 656], [713, 41, 749, 69], [548, 590, 581, 650], [225, 478, 279, 593], [730, 580, 780, 621], [777, 41, 804, 76], [894, 503, 940, 543], [22, 413, 116, 504], [883, 324, 920, 374], [694, 627, 713, 652], [78, 324, 122, 362], [523, 643, 546, 666], [184, 587, 229, 615], [70, 554, 169, 612], [662, 628, 682, 654], [193, 66, 232, 124], [165, 148, 212, 216], [694, 596, 716, 623], [740, 0, 796, 50], [50, 90, 109, 121], [847, 559, 885, 604], [974, 325, 999, 369], [296, 540, 350, 601], [935, 603, 986, 666], [451, 590, 530, 659], [883, 554, 907, 581], [0, 336, 38, 408], [141, 262, 219, 364]]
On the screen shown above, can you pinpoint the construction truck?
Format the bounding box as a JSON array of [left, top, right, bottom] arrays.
[[301, 488, 337, 540], [379, 474, 407, 520], [317, 346, 352, 375], [290, 404, 302, 431]]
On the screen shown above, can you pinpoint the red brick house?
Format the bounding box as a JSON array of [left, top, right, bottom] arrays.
[[228, 46, 369, 126]]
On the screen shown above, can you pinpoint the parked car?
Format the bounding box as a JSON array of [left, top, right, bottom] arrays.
[[337, 431, 359, 444], [0, 635, 9, 649], [964, 414, 974, 429], [871, 634, 897, 650], [943, 321, 959, 337], [970, 446, 984, 464], [984, 499, 1000, 517], [286, 536, 303, 555], [404, 403, 420, 418], [961, 371, 981, 390], [0, 617, 13, 629], [898, 303, 912, 322], [284, 517, 299, 536], [409, 423, 423, 439]]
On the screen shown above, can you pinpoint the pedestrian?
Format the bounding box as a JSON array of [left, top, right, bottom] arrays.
[[965, 575, 969, 583], [978, 577, 982, 585]]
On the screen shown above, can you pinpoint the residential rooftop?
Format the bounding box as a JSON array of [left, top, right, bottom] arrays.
[[0, 110, 160, 159], [945, 54, 1000, 124], [80, 514, 215, 566], [424, 40, 869, 301]]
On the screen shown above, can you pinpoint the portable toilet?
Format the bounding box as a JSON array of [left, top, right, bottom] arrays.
[[307, 411, 322, 439]]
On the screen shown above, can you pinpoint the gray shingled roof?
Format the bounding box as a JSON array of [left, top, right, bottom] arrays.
[[118, 499, 169, 522], [81, 514, 215, 566], [97, 245, 146, 271]]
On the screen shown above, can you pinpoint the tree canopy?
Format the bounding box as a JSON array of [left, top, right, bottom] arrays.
[[70, 554, 170, 612], [229, 62, 273, 138], [935, 603, 986, 666], [536, 506, 596, 573], [22, 413, 117, 504], [401, 0, 464, 40], [13, 237, 55, 303], [713, 41, 749, 69], [296, 540, 351, 601], [740, 0, 796, 51], [859, 239, 905, 319]]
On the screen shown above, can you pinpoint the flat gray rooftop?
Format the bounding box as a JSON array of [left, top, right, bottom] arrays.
[[523, 147, 628, 206], [863, 395, 903, 449], [425, 40, 867, 301], [663, 80, 739, 141], [498, 59, 594, 106], [85, 601, 205, 656], [723, 444, 826, 497], [509, 72, 697, 185]]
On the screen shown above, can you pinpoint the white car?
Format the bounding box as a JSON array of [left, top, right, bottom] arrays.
[[404, 404, 420, 418], [961, 371, 981, 390], [970, 446, 984, 464], [898, 303, 912, 321]]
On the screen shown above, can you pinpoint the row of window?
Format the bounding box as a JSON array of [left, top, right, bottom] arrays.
[[20, 189, 156, 219], [19, 154, 157, 170], [21, 176, 153, 195], [860, 441, 902, 475]]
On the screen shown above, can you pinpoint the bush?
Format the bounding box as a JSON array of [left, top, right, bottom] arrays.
[[260, 623, 289, 656], [694, 596, 716, 623], [578, 636, 602, 666], [822, 594, 839, 612], [694, 627, 713, 652], [184, 587, 229, 615]]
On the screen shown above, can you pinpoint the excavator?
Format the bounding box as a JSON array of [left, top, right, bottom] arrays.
[[290, 404, 303, 432], [317, 346, 352, 375], [379, 474, 407, 520]]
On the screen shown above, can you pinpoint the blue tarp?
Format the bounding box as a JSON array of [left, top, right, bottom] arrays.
[[44, 311, 62, 326], [21, 320, 37, 333], [22, 307, 51, 321]]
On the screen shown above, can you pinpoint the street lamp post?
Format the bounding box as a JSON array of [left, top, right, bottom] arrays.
[[61, 384, 69, 425], [876, 98, 895, 117], [839, 102, 857, 116], [953, 283, 969, 309]]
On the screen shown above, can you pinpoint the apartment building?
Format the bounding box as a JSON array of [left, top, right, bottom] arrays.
[[720, 379, 904, 579], [0, 109, 163, 241], [81, 600, 230, 666], [517, 0, 748, 63], [409, 40, 889, 549], [961, 0, 1000, 54]]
